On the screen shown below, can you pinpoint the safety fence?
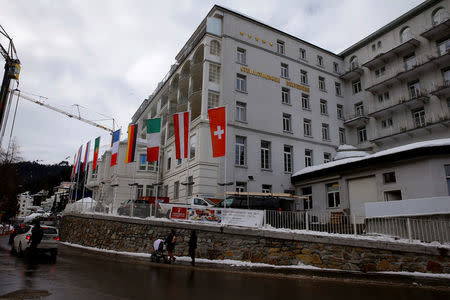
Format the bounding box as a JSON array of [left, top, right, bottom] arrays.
[[63, 202, 450, 245]]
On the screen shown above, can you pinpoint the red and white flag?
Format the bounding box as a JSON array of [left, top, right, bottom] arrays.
[[173, 111, 190, 159], [208, 106, 226, 157]]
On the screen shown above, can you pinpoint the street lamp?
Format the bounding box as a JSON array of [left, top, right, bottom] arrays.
[[247, 176, 254, 209]]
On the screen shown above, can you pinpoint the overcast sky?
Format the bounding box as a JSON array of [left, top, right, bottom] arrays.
[[0, 0, 424, 164]]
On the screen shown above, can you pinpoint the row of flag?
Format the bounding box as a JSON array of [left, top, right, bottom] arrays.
[[70, 106, 227, 180]]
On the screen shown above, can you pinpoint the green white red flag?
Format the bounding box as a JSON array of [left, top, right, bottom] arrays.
[[146, 118, 161, 162], [93, 136, 100, 170]]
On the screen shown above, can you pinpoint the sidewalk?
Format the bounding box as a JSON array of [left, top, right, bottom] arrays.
[[60, 242, 450, 290]]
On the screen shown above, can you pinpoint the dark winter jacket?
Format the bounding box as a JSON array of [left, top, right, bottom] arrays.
[[188, 233, 197, 251], [165, 232, 176, 251], [31, 224, 43, 245]]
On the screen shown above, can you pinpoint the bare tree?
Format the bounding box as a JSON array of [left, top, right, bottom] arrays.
[[0, 137, 22, 164]]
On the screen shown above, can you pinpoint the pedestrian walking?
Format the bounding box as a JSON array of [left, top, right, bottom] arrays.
[[188, 230, 197, 266], [165, 229, 176, 262], [29, 220, 44, 258]]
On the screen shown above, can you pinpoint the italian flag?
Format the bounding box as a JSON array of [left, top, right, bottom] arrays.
[[146, 118, 161, 162]]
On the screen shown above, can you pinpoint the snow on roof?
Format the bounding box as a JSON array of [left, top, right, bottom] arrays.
[[334, 150, 369, 161], [293, 138, 450, 177]]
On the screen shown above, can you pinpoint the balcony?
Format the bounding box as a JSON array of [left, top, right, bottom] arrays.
[[369, 90, 430, 119], [370, 114, 450, 144], [366, 52, 450, 93], [362, 37, 420, 70], [339, 63, 364, 80], [430, 80, 450, 97], [344, 112, 370, 127], [420, 18, 450, 40]]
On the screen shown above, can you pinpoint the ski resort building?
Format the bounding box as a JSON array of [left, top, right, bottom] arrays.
[[87, 0, 450, 214]]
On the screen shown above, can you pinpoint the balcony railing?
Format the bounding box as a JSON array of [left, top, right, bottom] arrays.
[[430, 80, 450, 97], [421, 14, 450, 40], [369, 90, 430, 118], [340, 62, 364, 80]]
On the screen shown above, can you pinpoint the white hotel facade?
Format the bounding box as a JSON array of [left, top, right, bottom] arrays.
[[87, 0, 450, 208]]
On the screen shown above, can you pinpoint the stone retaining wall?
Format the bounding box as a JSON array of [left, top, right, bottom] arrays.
[[60, 213, 450, 274]]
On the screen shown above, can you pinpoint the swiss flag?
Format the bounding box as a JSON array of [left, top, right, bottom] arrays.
[[208, 106, 226, 157]]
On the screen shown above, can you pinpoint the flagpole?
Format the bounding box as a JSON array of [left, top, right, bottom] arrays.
[[155, 148, 161, 213], [185, 109, 192, 205], [224, 105, 228, 209], [75, 156, 81, 205]]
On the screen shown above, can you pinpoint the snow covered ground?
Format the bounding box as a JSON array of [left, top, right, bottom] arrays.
[[60, 241, 450, 279]]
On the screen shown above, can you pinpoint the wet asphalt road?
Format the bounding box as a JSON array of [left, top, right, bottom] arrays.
[[1, 236, 450, 300]]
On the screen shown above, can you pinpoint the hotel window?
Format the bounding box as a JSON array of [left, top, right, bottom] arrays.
[[208, 91, 219, 109], [187, 176, 193, 196], [355, 102, 364, 116], [300, 69, 308, 84], [322, 123, 330, 141], [437, 38, 450, 56], [305, 149, 313, 167], [400, 26, 412, 43], [148, 161, 158, 171], [236, 74, 247, 92], [432, 7, 448, 25], [335, 82, 342, 96], [145, 185, 153, 197], [174, 181, 179, 199], [443, 68, 450, 83], [317, 55, 323, 67], [301, 94, 310, 110], [302, 186, 312, 210], [237, 47, 246, 64], [445, 165, 450, 196], [283, 145, 293, 173], [190, 134, 196, 158], [412, 107, 426, 127], [299, 48, 306, 60], [210, 40, 221, 56], [167, 152, 172, 171], [383, 172, 396, 184], [260, 140, 271, 170], [377, 41, 382, 49], [136, 185, 144, 198], [277, 40, 285, 54], [318, 76, 326, 91], [403, 53, 416, 71], [281, 63, 289, 78], [337, 104, 344, 120], [381, 118, 393, 128], [350, 56, 359, 69], [352, 79, 362, 94], [357, 126, 367, 143], [384, 190, 402, 201], [378, 91, 390, 102], [327, 183, 340, 208], [324, 152, 331, 163], [375, 66, 386, 77], [235, 136, 246, 166], [177, 158, 182, 165], [303, 119, 312, 137], [281, 87, 290, 104], [236, 101, 247, 122], [333, 62, 339, 73], [372, 44, 376, 52], [262, 184, 272, 194], [209, 63, 220, 83], [236, 182, 247, 193], [408, 80, 421, 98], [283, 113, 292, 132], [320, 99, 328, 115]]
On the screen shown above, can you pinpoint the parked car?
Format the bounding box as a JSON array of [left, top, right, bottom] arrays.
[[117, 200, 150, 218], [13, 225, 59, 259]]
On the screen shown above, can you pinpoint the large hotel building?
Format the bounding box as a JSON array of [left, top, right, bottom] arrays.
[[87, 0, 450, 215]]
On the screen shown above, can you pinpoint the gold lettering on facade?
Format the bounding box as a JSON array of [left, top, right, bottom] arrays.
[[286, 80, 310, 93], [240, 66, 280, 83]]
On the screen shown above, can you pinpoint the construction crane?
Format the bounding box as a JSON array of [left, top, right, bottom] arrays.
[[10, 89, 116, 133], [0, 24, 20, 137]]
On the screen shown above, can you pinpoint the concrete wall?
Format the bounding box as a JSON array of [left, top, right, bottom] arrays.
[[60, 213, 450, 274]]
